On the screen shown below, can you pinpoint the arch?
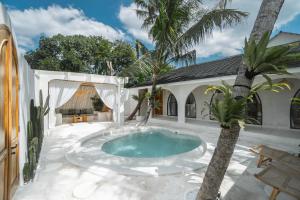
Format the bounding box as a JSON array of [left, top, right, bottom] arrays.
[[209, 91, 262, 125], [246, 94, 262, 125], [167, 93, 178, 116], [291, 89, 300, 129], [185, 93, 196, 118], [209, 90, 222, 120]]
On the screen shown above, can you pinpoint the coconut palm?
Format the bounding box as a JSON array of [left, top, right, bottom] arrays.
[[126, 94, 147, 121], [127, 48, 175, 123], [132, 0, 247, 124], [197, 0, 300, 198], [122, 39, 175, 122], [132, 0, 300, 199]]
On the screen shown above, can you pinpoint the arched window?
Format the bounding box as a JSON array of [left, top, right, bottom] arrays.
[[246, 94, 262, 125], [209, 91, 262, 125], [291, 89, 300, 129], [185, 93, 196, 118], [209, 90, 222, 120], [167, 93, 178, 116]]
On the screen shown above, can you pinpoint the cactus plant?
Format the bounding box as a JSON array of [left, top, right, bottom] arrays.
[[28, 139, 37, 178], [27, 121, 33, 150], [23, 162, 31, 183], [23, 90, 49, 183]]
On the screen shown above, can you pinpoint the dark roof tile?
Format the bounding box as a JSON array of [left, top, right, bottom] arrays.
[[132, 47, 300, 87]]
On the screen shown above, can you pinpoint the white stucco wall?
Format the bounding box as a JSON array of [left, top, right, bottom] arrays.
[[125, 72, 300, 130], [124, 88, 138, 117], [259, 78, 300, 129], [162, 90, 171, 115], [192, 86, 212, 120], [18, 56, 35, 185]]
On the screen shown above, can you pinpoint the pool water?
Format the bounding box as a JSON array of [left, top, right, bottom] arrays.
[[101, 129, 202, 158]]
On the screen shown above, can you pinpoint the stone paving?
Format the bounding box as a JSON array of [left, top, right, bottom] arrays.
[[13, 122, 299, 200]]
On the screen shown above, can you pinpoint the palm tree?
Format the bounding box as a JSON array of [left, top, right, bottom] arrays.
[[127, 48, 175, 123], [133, 0, 247, 123], [196, 1, 300, 199], [134, 0, 300, 199], [126, 93, 147, 121]]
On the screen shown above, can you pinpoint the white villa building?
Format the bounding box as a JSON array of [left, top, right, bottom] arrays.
[[0, 3, 299, 200], [125, 32, 300, 131]]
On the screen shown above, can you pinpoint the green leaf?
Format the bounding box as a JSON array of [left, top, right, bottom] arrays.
[[243, 31, 299, 77]]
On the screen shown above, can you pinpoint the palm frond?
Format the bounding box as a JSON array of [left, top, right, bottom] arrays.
[[250, 81, 290, 95], [292, 98, 300, 105], [135, 39, 149, 59], [243, 31, 300, 79], [205, 82, 247, 128], [178, 9, 247, 48], [168, 49, 196, 65]]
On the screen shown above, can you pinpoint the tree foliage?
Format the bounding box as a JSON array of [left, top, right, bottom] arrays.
[[135, 0, 247, 63], [131, 0, 247, 124], [243, 31, 300, 80], [206, 80, 290, 129], [25, 34, 136, 75], [123, 40, 174, 87]]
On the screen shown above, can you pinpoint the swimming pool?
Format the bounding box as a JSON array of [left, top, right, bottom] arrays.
[[102, 129, 202, 158], [65, 126, 207, 176]]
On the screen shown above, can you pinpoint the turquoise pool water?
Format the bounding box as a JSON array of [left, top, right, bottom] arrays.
[[101, 129, 202, 158]]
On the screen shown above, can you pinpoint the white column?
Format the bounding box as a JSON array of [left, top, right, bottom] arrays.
[[117, 77, 126, 126], [172, 86, 190, 124], [177, 99, 185, 124]]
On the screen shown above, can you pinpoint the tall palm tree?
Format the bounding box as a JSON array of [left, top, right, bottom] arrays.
[[133, 0, 247, 123], [197, 0, 300, 199], [134, 0, 300, 199], [198, 32, 300, 200], [126, 93, 147, 121], [126, 47, 175, 123]]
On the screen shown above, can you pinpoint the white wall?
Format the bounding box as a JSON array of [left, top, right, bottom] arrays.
[[125, 73, 300, 130], [162, 90, 171, 115], [124, 88, 138, 117], [259, 78, 300, 129], [192, 86, 212, 120], [18, 56, 35, 185]]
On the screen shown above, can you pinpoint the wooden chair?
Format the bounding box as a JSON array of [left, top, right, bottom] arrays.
[[249, 145, 299, 169], [255, 162, 300, 200]]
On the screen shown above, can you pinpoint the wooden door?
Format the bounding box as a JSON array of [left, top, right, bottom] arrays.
[[0, 27, 8, 200], [0, 26, 19, 200], [153, 91, 163, 116], [8, 55, 19, 196]]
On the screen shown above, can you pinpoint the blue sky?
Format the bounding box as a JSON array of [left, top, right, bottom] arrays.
[[2, 0, 300, 64], [4, 0, 132, 31]]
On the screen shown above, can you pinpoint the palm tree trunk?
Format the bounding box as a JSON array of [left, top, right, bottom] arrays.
[[141, 74, 157, 125], [197, 0, 285, 199], [197, 126, 240, 200], [126, 96, 145, 121]]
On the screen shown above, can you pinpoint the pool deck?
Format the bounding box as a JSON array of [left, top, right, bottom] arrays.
[[13, 122, 299, 200]]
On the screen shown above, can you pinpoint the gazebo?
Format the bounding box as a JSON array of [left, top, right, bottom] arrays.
[[55, 83, 112, 124]]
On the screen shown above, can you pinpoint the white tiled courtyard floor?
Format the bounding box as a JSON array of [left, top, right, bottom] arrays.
[[14, 121, 299, 200]]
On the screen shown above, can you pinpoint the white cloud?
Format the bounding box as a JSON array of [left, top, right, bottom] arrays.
[[8, 5, 125, 51], [119, 0, 300, 59], [118, 3, 152, 44], [195, 0, 300, 59]]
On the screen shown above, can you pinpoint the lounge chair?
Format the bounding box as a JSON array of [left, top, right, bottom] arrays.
[[249, 145, 300, 170], [255, 162, 300, 200]]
